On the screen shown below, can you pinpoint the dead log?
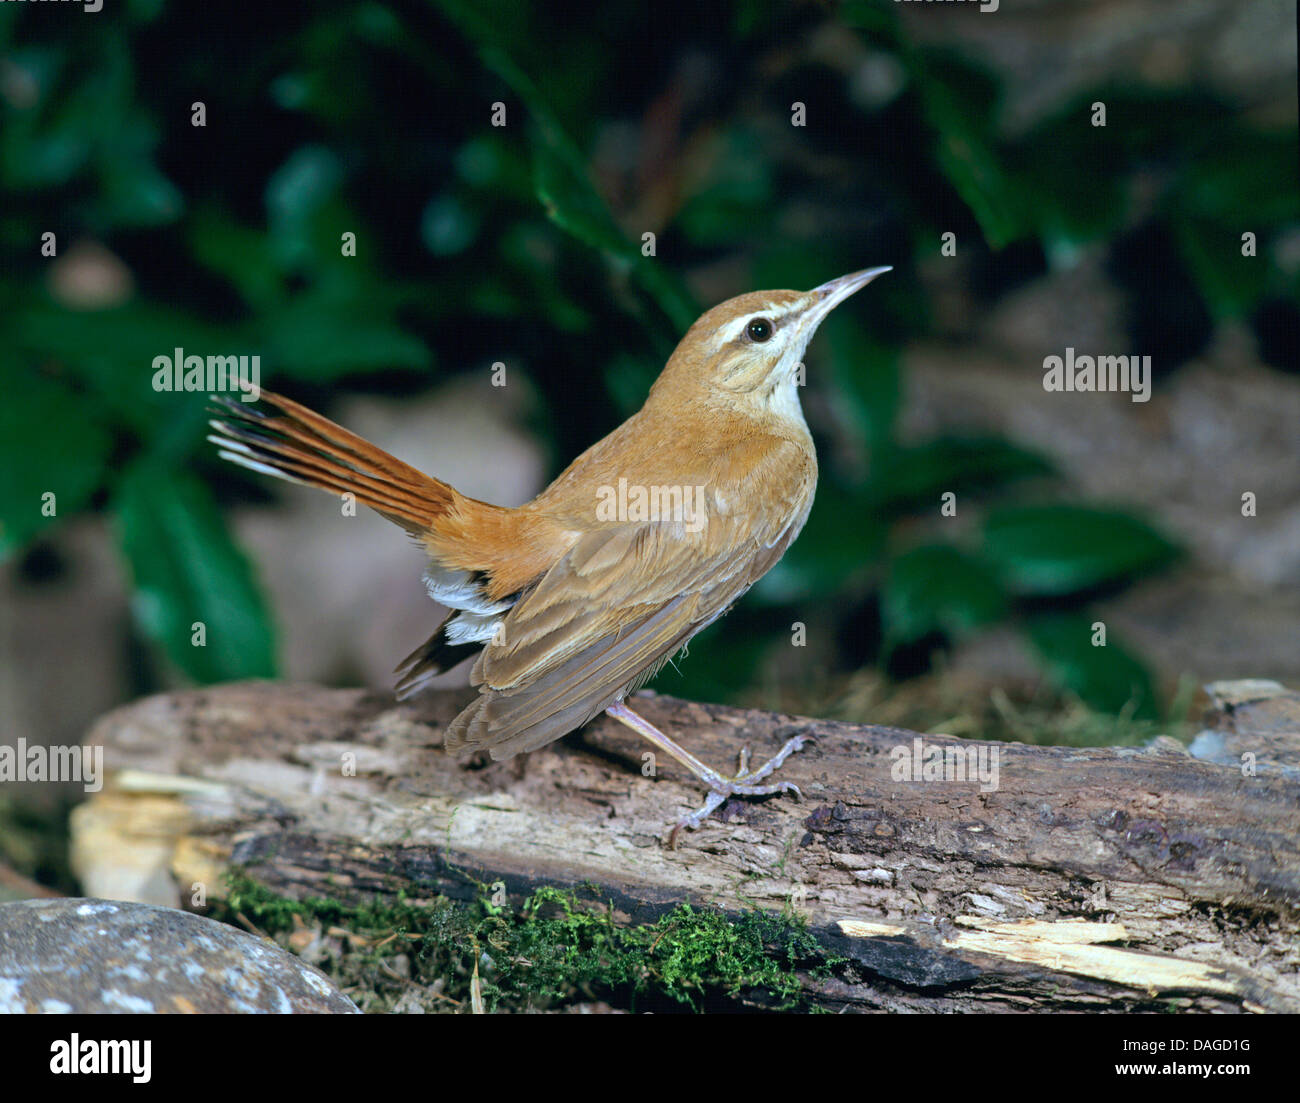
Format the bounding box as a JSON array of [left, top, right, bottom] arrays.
[[71, 679, 1300, 1012]]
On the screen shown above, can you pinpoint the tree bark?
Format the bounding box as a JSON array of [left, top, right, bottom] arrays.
[[71, 679, 1300, 1012]]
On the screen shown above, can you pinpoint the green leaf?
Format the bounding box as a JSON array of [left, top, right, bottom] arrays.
[[603, 352, 659, 419], [1172, 215, 1270, 320], [100, 159, 183, 227], [532, 134, 625, 257], [882, 545, 1006, 647], [1176, 128, 1300, 227], [115, 462, 276, 681], [1168, 127, 1299, 319], [265, 145, 345, 271], [1026, 612, 1158, 718], [1009, 104, 1129, 250], [264, 293, 432, 380], [839, 0, 901, 38], [769, 484, 887, 600], [421, 192, 481, 257], [663, 607, 790, 705], [532, 134, 697, 332], [914, 51, 1026, 249], [871, 437, 1053, 511], [0, 371, 112, 558], [983, 505, 1179, 596], [14, 297, 236, 434], [190, 206, 284, 309], [431, 0, 697, 331], [676, 127, 774, 247], [454, 133, 534, 201], [825, 321, 901, 453]]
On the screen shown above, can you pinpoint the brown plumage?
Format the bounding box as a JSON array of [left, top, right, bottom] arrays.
[[209, 267, 889, 840]]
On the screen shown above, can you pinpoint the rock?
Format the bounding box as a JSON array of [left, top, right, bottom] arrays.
[[0, 898, 358, 1014], [1191, 680, 1300, 775], [1205, 679, 1289, 708]]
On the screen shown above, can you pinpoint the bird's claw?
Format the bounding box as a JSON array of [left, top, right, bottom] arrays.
[[666, 735, 811, 848]]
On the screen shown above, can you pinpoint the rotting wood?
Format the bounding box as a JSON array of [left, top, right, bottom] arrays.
[[70, 679, 1300, 1012]]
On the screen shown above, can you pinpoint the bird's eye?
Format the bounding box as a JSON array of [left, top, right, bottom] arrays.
[[746, 318, 773, 342]]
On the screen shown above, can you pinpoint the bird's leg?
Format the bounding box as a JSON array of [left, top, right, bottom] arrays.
[[604, 700, 810, 845]]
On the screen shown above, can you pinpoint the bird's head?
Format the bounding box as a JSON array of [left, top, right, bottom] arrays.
[[650, 267, 891, 420]]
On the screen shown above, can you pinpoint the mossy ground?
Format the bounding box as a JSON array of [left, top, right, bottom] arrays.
[[208, 875, 836, 1013]]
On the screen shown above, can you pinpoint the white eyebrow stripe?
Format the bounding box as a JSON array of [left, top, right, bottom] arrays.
[[715, 301, 793, 343], [716, 315, 753, 343]]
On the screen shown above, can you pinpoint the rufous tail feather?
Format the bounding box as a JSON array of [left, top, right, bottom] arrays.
[[207, 389, 458, 534]]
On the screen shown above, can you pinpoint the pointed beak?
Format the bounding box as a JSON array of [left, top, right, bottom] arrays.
[[808, 266, 892, 320]]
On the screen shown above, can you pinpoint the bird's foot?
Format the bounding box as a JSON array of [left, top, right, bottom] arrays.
[[667, 733, 811, 848], [733, 732, 810, 785]]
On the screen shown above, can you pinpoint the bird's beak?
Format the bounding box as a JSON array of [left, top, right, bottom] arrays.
[[800, 266, 894, 335], [808, 266, 892, 322]]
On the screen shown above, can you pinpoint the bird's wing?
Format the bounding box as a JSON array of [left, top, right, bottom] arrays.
[[445, 454, 814, 758]]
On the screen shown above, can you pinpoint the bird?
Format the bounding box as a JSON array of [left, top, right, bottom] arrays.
[[208, 266, 890, 843]]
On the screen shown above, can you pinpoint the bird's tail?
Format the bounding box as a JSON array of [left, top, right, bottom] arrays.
[[208, 388, 560, 702], [208, 389, 462, 535]]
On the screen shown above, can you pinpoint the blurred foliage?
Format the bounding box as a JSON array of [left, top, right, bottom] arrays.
[[2, 0, 1293, 723]]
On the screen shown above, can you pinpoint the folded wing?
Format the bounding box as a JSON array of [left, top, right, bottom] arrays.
[[447, 456, 814, 758]]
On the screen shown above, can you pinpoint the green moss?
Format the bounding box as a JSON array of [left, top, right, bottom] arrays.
[[213, 874, 831, 1013]]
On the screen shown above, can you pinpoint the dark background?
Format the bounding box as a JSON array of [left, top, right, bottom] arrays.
[[1, 0, 1297, 890]]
